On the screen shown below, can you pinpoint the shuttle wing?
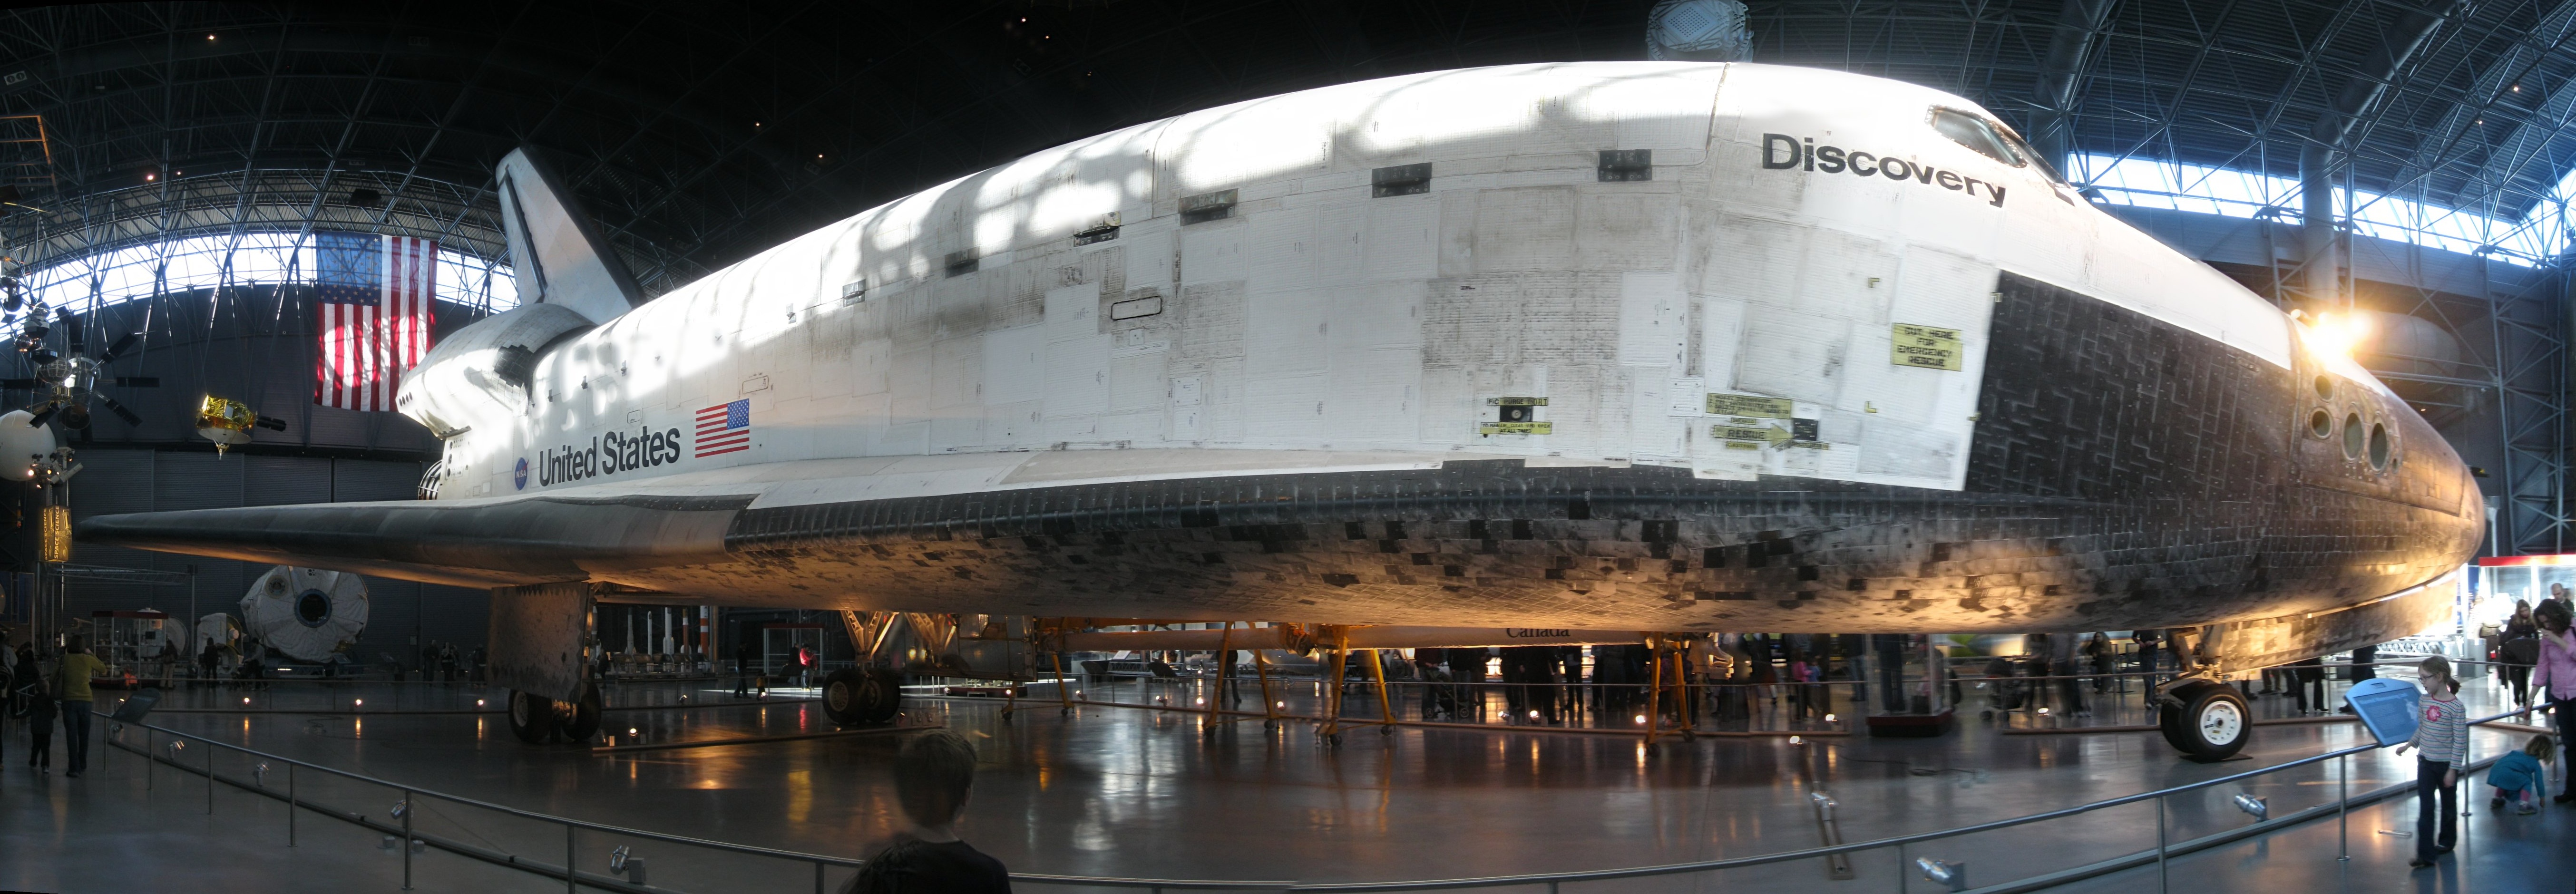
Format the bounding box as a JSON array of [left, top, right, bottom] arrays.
[[74, 493, 750, 588]]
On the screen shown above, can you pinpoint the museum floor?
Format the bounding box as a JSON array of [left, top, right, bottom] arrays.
[[3, 668, 2570, 893]]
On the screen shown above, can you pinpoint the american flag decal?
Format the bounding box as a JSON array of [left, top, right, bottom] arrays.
[[313, 232, 436, 411], [695, 399, 752, 457]]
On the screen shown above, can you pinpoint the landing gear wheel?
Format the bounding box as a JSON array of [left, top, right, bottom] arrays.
[[821, 667, 902, 726], [553, 681, 603, 744], [507, 690, 554, 744], [2158, 680, 2249, 762]]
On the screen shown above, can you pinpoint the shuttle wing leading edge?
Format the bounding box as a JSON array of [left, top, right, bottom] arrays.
[[75, 493, 747, 589]]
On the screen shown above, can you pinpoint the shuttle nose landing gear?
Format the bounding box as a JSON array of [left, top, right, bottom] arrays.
[[503, 682, 604, 744], [2157, 680, 2249, 762], [822, 666, 903, 726]]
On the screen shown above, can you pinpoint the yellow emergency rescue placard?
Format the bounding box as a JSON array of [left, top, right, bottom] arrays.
[[1711, 424, 1789, 444], [1891, 323, 1963, 370], [1479, 422, 1554, 435], [1704, 393, 1794, 418]]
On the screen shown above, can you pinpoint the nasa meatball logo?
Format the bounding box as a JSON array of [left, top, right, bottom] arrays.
[[512, 457, 529, 490]]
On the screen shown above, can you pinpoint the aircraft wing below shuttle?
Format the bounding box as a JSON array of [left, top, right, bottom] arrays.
[[74, 493, 751, 588]]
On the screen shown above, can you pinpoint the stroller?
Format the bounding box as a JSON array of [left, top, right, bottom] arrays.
[[1978, 655, 2028, 720]]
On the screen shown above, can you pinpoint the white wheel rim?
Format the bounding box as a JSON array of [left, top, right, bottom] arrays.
[[2199, 700, 2244, 745]]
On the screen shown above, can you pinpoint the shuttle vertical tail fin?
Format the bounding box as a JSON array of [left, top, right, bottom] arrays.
[[495, 148, 644, 324]]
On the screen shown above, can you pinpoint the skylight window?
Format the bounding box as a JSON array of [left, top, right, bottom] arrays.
[[14, 233, 518, 310], [2068, 153, 2575, 267]]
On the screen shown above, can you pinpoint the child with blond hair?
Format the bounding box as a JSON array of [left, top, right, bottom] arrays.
[[2487, 734, 2556, 815]]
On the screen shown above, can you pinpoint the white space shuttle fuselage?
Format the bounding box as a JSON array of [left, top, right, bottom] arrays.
[[90, 62, 2478, 651]]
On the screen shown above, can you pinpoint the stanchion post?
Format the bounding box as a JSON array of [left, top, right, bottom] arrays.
[[565, 825, 577, 894], [288, 763, 297, 846], [401, 788, 414, 890], [2156, 793, 2168, 893], [2338, 752, 2349, 861], [144, 728, 152, 790], [205, 739, 215, 814], [814, 860, 826, 894]]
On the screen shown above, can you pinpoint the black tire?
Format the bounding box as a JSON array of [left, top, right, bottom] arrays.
[[554, 681, 603, 743], [822, 667, 901, 726], [507, 690, 554, 744], [2158, 680, 2250, 761]]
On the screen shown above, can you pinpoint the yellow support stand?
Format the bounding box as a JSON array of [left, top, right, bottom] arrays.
[[1319, 627, 1351, 742], [1366, 648, 1396, 732], [1203, 623, 1233, 740], [1050, 639, 1074, 716], [1251, 635, 1281, 729], [1644, 647, 1665, 749]]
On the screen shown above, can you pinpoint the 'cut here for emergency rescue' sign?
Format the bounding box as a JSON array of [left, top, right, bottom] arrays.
[[1890, 323, 1963, 371]]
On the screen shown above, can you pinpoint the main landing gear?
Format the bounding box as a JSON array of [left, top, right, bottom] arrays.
[[821, 666, 904, 726], [506, 681, 604, 744]]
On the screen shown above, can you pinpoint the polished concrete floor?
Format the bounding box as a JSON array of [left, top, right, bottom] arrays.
[[3, 667, 2570, 893]]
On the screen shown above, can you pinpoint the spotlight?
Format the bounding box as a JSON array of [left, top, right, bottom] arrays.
[[2233, 793, 2269, 822], [1790, 735, 1804, 745], [1634, 714, 1646, 724], [628, 728, 638, 736], [242, 697, 251, 705], [1194, 699, 1204, 706], [2037, 707, 2050, 716], [353, 699, 363, 708], [1824, 713, 1836, 722], [1916, 857, 1967, 892], [1528, 710, 1540, 719], [476, 699, 485, 707]]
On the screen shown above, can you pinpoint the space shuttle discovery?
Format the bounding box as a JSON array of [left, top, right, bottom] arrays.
[[81, 62, 2481, 757]]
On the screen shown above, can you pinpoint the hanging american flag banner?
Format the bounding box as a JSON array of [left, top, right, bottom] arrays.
[[313, 232, 437, 411]]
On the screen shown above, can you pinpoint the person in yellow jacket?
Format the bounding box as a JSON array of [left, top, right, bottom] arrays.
[[55, 637, 106, 778]]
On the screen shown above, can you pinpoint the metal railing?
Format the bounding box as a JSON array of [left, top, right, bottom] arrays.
[[99, 698, 2549, 893]]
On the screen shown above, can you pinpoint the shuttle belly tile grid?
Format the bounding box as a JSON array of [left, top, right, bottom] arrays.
[[626, 272, 2479, 633]]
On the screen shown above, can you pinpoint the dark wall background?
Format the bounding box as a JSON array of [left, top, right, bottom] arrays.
[[22, 287, 499, 658]]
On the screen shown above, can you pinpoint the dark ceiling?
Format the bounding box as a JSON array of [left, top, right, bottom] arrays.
[[0, 0, 2567, 295]]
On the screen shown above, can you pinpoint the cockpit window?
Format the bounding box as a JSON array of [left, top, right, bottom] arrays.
[[1932, 108, 2021, 166], [1931, 107, 2070, 185], [1998, 126, 2069, 185]]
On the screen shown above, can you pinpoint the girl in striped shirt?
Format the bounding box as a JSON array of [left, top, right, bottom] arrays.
[[2397, 655, 2468, 869]]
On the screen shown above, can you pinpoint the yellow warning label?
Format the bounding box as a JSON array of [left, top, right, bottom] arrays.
[[1485, 397, 1549, 407], [1704, 393, 1795, 418], [1892, 323, 1964, 371], [1478, 422, 1554, 435], [1712, 425, 1789, 444]]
